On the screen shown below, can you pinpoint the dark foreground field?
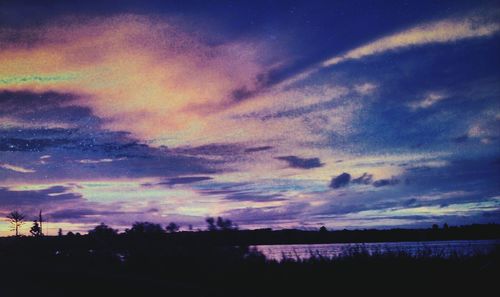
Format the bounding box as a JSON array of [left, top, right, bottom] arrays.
[[0, 235, 499, 296]]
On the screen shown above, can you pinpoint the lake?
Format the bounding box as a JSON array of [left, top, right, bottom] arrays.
[[253, 239, 500, 261]]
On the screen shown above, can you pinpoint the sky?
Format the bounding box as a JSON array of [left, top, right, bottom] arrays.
[[0, 0, 499, 235]]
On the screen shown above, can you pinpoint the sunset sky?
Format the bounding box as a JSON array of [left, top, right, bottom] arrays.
[[1, 0, 499, 235]]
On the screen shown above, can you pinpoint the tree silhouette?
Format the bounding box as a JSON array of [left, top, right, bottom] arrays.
[[7, 211, 26, 236], [29, 220, 42, 237], [206, 217, 217, 231], [166, 222, 180, 233], [88, 223, 118, 239], [125, 222, 164, 236], [206, 217, 238, 231], [216, 217, 237, 231]]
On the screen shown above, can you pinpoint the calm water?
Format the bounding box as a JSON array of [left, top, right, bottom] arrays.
[[253, 239, 500, 261]]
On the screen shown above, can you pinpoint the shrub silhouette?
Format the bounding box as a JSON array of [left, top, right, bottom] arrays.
[[29, 220, 42, 237], [166, 222, 180, 233]]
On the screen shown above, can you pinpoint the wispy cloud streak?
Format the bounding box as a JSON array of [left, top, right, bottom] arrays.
[[323, 16, 500, 67]]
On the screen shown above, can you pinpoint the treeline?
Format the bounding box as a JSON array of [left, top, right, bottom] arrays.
[[82, 222, 500, 245], [9, 222, 498, 246]]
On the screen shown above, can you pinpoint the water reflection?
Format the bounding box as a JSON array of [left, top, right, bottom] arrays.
[[253, 239, 500, 261]]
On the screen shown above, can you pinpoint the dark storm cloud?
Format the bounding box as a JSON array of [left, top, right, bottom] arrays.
[[330, 173, 351, 189], [276, 156, 323, 169]]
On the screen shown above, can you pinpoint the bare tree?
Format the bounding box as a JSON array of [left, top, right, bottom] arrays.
[[7, 211, 26, 236]]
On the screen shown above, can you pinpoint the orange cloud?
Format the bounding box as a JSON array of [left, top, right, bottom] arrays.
[[0, 15, 272, 145]]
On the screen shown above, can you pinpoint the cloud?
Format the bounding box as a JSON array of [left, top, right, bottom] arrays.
[[0, 123, 222, 183], [0, 163, 35, 173], [0, 91, 91, 128], [223, 202, 310, 226], [466, 114, 500, 143], [49, 208, 128, 221], [408, 92, 447, 110], [330, 172, 351, 189], [448, 110, 500, 145], [276, 156, 323, 169], [194, 180, 294, 203], [322, 16, 500, 67], [0, 15, 274, 147], [0, 16, 361, 158], [329, 172, 400, 189], [77, 158, 126, 164], [160, 176, 213, 186], [0, 186, 80, 207], [171, 144, 242, 156], [351, 173, 373, 185], [244, 146, 273, 153], [373, 177, 400, 187], [0, 136, 71, 152], [224, 192, 286, 202], [353, 83, 377, 95]]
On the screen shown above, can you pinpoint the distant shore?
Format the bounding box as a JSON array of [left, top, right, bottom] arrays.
[[1, 223, 499, 245]]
